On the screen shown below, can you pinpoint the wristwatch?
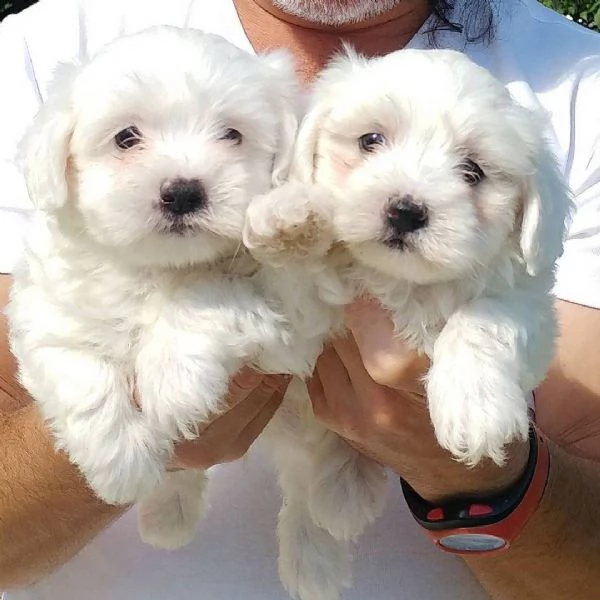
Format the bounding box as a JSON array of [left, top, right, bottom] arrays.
[[400, 426, 550, 555]]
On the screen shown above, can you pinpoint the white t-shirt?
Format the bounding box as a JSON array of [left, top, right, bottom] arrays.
[[1, 1, 599, 599]]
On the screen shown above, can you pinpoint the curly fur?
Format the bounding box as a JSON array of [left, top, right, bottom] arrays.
[[5, 26, 324, 555], [245, 47, 573, 600]]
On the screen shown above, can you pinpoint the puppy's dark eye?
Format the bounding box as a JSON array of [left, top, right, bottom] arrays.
[[359, 132, 386, 153], [220, 128, 243, 145], [115, 126, 142, 150], [460, 158, 485, 186]]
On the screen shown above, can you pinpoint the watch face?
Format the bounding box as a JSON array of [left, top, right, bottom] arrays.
[[439, 534, 506, 552]]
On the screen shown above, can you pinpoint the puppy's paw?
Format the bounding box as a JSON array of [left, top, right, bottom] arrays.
[[244, 183, 334, 265], [138, 470, 207, 549], [309, 451, 387, 542], [427, 361, 530, 466], [278, 500, 352, 600]]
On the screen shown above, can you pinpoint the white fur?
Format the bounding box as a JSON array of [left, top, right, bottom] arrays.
[[7, 34, 573, 600], [6, 26, 320, 556], [246, 47, 573, 599], [263, 379, 354, 600]]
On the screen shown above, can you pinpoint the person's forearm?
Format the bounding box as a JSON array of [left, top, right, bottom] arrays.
[[0, 403, 125, 589], [463, 440, 600, 599], [397, 429, 600, 600]]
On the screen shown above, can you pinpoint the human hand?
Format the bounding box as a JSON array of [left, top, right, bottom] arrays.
[[308, 298, 529, 503], [168, 368, 290, 471]]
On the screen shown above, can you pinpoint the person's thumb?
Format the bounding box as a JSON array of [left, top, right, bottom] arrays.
[[344, 297, 429, 391]]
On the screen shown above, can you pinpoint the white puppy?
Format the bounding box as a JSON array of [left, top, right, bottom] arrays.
[[246, 47, 572, 599], [6, 26, 309, 550]]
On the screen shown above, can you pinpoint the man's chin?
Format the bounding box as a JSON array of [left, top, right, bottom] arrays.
[[270, 0, 401, 27]]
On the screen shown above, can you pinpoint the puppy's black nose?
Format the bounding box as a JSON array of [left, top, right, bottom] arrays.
[[386, 195, 428, 235], [160, 178, 207, 216]]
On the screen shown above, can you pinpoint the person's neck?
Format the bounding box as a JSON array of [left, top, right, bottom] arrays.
[[232, 0, 432, 83]]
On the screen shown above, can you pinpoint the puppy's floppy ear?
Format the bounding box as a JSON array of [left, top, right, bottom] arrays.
[[290, 44, 365, 183], [290, 100, 331, 183], [519, 141, 573, 277], [260, 50, 302, 186], [502, 101, 573, 277], [22, 63, 78, 212]]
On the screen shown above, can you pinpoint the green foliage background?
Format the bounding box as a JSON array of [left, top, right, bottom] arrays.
[[0, 1, 599, 29], [545, 0, 600, 29]]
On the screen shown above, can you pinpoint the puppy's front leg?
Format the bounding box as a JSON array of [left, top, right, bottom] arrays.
[[426, 292, 554, 465], [136, 284, 292, 439], [134, 322, 240, 548], [135, 328, 232, 442], [244, 182, 335, 266], [26, 348, 166, 505]]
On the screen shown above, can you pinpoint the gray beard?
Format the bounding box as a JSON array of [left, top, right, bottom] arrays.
[[271, 0, 403, 26]]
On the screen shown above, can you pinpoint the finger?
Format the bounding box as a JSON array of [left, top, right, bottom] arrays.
[[230, 379, 290, 460], [344, 298, 429, 390], [330, 333, 401, 411], [331, 333, 373, 390], [312, 345, 357, 430], [306, 369, 326, 415], [210, 373, 290, 437], [314, 345, 353, 400], [176, 367, 270, 436], [344, 297, 415, 379], [172, 375, 290, 469], [225, 366, 265, 408], [308, 360, 355, 436]]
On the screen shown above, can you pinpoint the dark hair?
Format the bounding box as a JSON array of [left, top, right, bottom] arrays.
[[426, 0, 496, 44], [1, 0, 34, 21]]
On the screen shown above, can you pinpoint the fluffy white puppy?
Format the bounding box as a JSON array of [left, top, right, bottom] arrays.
[[246, 47, 572, 599], [6, 25, 309, 550]]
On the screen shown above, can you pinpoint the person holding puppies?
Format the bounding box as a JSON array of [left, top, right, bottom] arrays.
[[1, 1, 599, 599]]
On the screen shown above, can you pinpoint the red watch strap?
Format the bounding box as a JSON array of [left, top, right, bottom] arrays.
[[402, 426, 551, 555], [432, 427, 549, 554]]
